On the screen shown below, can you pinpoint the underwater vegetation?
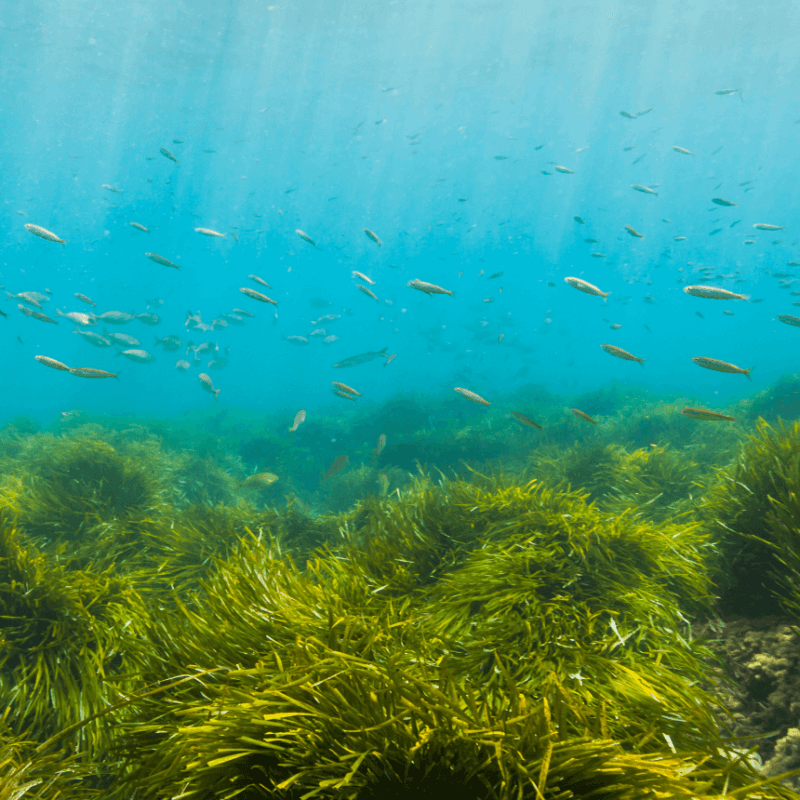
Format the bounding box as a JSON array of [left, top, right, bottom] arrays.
[[2, 393, 800, 797]]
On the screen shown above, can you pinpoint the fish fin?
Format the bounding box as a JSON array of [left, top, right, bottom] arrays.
[[379, 347, 388, 354], [114, 372, 121, 381], [639, 359, 645, 367], [745, 367, 754, 381]]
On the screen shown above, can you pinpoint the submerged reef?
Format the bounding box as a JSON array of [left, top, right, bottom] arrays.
[[1, 398, 800, 797]]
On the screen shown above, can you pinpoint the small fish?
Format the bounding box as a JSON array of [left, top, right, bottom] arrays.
[[175, 359, 191, 371], [333, 348, 388, 368], [511, 411, 542, 430], [18, 305, 57, 324], [454, 387, 490, 406], [407, 279, 453, 295], [494, 155, 508, 160], [56, 309, 95, 326], [674, 236, 687, 241], [384, 353, 396, 366], [102, 184, 123, 194], [631, 184, 658, 196], [159, 147, 178, 162], [155, 335, 181, 351], [753, 223, 784, 231], [195, 227, 225, 237], [323, 455, 349, 480], [99, 311, 135, 324], [489, 272, 503, 279], [619, 111, 636, 119], [571, 408, 596, 424], [637, 107, 655, 116], [357, 284, 379, 301], [574, 216, 585, 224], [352, 271, 375, 285], [625, 225, 643, 238], [130, 222, 149, 233], [238, 471, 278, 489], [106, 331, 140, 346], [691, 356, 752, 379], [590, 253, 606, 258], [364, 228, 382, 246], [601, 344, 644, 364], [554, 166, 574, 174], [683, 285, 748, 301], [730, 220, 741, 228], [295, 229, 316, 246], [332, 381, 360, 397], [285, 335, 309, 346], [709, 229, 723, 236], [35, 355, 71, 371], [136, 312, 161, 326], [24, 223, 65, 246], [249, 274, 272, 288], [289, 409, 306, 432], [199, 372, 220, 400], [609, 323, 622, 330], [240, 287, 277, 304], [584, 238, 598, 243], [7, 291, 46, 309], [712, 198, 737, 207], [145, 252, 180, 269], [333, 389, 357, 401], [74, 292, 96, 306], [116, 349, 155, 363], [673, 146, 694, 155], [372, 434, 386, 461], [778, 315, 800, 327], [69, 367, 119, 379], [564, 277, 610, 299], [681, 407, 735, 422], [715, 89, 740, 95]]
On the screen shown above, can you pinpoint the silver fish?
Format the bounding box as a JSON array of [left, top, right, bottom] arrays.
[[333, 347, 389, 368]]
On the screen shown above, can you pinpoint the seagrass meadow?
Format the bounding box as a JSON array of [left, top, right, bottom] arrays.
[[2, 385, 800, 799]]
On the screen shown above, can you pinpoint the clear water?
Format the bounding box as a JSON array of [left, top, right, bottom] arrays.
[[1, 0, 797, 425]]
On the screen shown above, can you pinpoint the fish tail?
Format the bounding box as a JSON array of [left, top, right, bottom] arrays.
[[745, 367, 754, 381], [214, 389, 220, 401], [379, 347, 388, 354], [114, 372, 121, 381], [638, 358, 645, 366]]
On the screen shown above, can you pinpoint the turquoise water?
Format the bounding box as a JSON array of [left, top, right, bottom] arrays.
[[2, 0, 798, 427]]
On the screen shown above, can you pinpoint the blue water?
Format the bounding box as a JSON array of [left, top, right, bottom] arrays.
[[2, 0, 799, 426]]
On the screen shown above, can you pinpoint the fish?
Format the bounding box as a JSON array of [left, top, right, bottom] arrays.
[[590, 253, 606, 258], [116, 349, 155, 363], [554, 166, 574, 174], [637, 107, 655, 116], [35, 355, 71, 371], [709, 228, 723, 236], [673, 146, 694, 155], [199, 372, 220, 400], [145, 252, 180, 269], [683, 285, 748, 300], [102, 184, 123, 193], [56, 309, 96, 326], [753, 223, 784, 231], [674, 236, 687, 241], [601, 344, 644, 364], [74, 329, 112, 347], [18, 305, 57, 324], [625, 225, 643, 238], [407, 278, 453, 295], [584, 238, 598, 243], [7, 291, 46, 308], [289, 409, 306, 432], [130, 222, 149, 233], [284, 335, 309, 346], [24, 224, 65, 245], [245, 275, 272, 290], [364, 228, 382, 245], [175, 359, 191, 371], [712, 198, 737, 207], [295, 229, 316, 246], [619, 111, 636, 119], [333, 389, 357, 401], [136, 312, 161, 326], [489, 272, 503, 279], [574, 216, 585, 224], [195, 227, 225, 238], [237, 472, 278, 489], [681, 407, 735, 422], [564, 277, 610, 299], [240, 287, 277, 304], [715, 88, 740, 95], [454, 387, 490, 406], [323, 455, 349, 480], [333, 348, 388, 368], [99, 311, 135, 324], [777, 315, 800, 327], [571, 408, 596, 424], [691, 356, 752, 379], [332, 381, 361, 397], [74, 293, 96, 306], [357, 284, 379, 301], [352, 271, 375, 285], [511, 411, 542, 430], [384, 353, 396, 366], [372, 434, 386, 461], [105, 331, 140, 346], [155, 335, 181, 351], [159, 147, 178, 162], [631, 184, 658, 196], [69, 367, 119, 379]]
